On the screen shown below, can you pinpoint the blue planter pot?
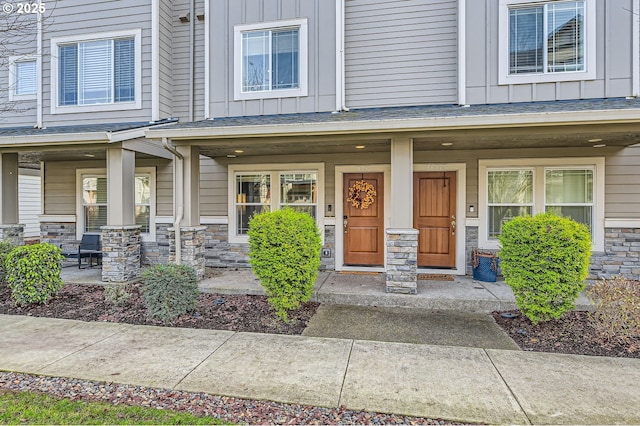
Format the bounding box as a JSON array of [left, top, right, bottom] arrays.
[[472, 255, 498, 282]]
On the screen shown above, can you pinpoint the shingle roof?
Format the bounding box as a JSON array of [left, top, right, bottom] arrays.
[[0, 120, 175, 137]]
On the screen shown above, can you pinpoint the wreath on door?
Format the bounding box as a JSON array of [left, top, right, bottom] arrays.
[[348, 180, 377, 209]]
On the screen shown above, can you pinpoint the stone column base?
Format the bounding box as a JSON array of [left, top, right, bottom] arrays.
[[169, 226, 206, 280], [0, 224, 24, 246], [386, 228, 419, 294], [101, 225, 141, 283]]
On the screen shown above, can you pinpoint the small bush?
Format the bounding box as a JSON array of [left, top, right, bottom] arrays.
[[0, 241, 15, 283], [499, 212, 591, 324], [248, 208, 322, 322], [103, 283, 131, 307], [588, 276, 640, 342], [142, 264, 198, 322], [5, 243, 65, 306]]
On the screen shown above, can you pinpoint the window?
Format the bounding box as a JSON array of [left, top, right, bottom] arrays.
[[234, 19, 308, 100], [229, 164, 323, 243], [498, 0, 596, 84], [77, 168, 155, 241], [51, 30, 141, 114], [478, 158, 604, 250], [9, 57, 37, 101]]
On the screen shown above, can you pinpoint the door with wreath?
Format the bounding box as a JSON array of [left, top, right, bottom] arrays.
[[343, 173, 384, 266]]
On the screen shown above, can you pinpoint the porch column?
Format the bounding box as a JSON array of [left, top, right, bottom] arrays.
[[169, 145, 205, 279], [101, 148, 141, 283], [0, 153, 24, 245], [386, 138, 417, 293]]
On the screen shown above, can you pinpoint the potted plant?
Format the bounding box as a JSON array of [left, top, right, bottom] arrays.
[[471, 248, 499, 282]]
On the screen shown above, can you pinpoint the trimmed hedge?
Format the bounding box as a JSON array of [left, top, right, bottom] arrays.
[[5, 243, 65, 306], [248, 208, 321, 322], [499, 212, 591, 324], [0, 241, 14, 284]]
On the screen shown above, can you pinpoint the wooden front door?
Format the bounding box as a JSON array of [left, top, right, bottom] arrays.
[[343, 172, 384, 266], [414, 172, 457, 268]]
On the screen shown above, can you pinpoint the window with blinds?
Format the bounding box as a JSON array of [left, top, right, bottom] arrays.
[[509, 1, 585, 75], [59, 37, 135, 106], [15, 60, 37, 95]]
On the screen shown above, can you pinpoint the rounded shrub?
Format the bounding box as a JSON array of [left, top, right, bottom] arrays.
[[0, 241, 15, 284], [142, 264, 198, 322], [498, 212, 591, 324], [248, 208, 322, 322], [5, 243, 65, 306]]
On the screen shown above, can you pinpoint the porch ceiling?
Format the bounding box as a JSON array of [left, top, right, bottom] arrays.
[[17, 148, 164, 169]]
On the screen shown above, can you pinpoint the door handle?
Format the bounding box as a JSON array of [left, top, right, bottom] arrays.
[[343, 216, 348, 233], [451, 215, 456, 235]]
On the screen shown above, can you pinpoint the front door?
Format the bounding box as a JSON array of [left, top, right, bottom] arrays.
[[343, 172, 384, 266], [414, 172, 456, 268]]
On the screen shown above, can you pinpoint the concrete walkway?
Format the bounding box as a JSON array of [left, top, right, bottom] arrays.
[[1, 314, 639, 425]]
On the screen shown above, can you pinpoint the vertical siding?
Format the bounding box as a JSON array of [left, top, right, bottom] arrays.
[[158, 0, 173, 118], [209, 0, 336, 118], [465, 0, 635, 104], [344, 0, 458, 108], [40, 0, 153, 126], [18, 170, 42, 238]]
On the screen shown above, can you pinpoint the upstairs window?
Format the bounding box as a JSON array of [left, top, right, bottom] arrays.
[[234, 19, 308, 100], [9, 57, 37, 101], [498, 0, 595, 84], [51, 30, 141, 114]]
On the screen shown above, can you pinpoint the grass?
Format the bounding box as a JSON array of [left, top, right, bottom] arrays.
[[0, 390, 229, 425]]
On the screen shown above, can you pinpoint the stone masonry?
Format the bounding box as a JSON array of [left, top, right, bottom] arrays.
[[41, 222, 76, 250], [101, 225, 141, 283], [386, 228, 418, 294], [590, 228, 640, 280], [0, 224, 24, 246], [169, 226, 206, 280]]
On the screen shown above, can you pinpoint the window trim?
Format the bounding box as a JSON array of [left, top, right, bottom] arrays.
[[76, 167, 156, 242], [51, 29, 142, 114], [228, 163, 324, 244], [478, 157, 604, 251], [498, 0, 596, 85], [8, 56, 38, 101], [233, 19, 308, 101]]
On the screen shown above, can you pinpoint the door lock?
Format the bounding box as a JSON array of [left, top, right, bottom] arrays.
[[343, 215, 348, 233]]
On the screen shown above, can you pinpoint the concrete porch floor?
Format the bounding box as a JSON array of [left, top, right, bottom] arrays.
[[60, 265, 593, 313]]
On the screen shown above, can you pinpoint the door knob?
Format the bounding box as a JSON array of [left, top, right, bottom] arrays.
[[343, 216, 348, 233]]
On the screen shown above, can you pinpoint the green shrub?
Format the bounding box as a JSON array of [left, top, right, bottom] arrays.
[[498, 212, 591, 324], [6, 243, 65, 306], [0, 241, 15, 283], [248, 208, 322, 322], [103, 283, 132, 307], [142, 264, 198, 322], [588, 276, 640, 342]]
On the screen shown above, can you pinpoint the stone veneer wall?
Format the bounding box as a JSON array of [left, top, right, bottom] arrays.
[[385, 228, 418, 294], [169, 226, 206, 280], [41, 222, 77, 249], [321, 225, 335, 270], [101, 226, 141, 283], [0, 224, 24, 246]]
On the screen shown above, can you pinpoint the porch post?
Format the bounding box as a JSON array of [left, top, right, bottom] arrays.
[[386, 138, 418, 293], [168, 145, 205, 279], [0, 153, 24, 245], [101, 148, 141, 282]]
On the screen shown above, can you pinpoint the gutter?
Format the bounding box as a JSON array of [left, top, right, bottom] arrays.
[[162, 137, 184, 265]]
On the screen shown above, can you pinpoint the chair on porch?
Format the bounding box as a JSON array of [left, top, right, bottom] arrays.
[[62, 234, 102, 269]]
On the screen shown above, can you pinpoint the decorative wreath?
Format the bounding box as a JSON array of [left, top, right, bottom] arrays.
[[348, 180, 377, 209]]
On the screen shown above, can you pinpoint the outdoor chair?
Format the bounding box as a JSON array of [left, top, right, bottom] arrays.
[[62, 234, 102, 269]]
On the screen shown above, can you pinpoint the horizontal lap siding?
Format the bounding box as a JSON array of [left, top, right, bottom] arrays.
[[159, 0, 173, 119], [345, 0, 458, 108], [19, 172, 42, 238]]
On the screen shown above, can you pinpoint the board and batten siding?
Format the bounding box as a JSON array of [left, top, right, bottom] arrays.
[[465, 0, 636, 104], [40, 0, 153, 126], [19, 170, 42, 238], [208, 0, 337, 118], [344, 0, 458, 108]]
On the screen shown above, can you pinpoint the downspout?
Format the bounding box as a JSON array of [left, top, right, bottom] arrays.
[[162, 137, 184, 265], [188, 0, 195, 121], [335, 0, 348, 112], [457, 0, 467, 106], [36, 1, 43, 128]]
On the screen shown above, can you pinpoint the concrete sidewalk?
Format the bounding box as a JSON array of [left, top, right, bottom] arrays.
[[1, 314, 639, 425]]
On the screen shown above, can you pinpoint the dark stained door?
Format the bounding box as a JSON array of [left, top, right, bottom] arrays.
[[343, 172, 384, 266], [414, 172, 456, 268]]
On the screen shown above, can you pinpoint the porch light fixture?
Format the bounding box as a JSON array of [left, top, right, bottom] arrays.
[[234, 150, 244, 153], [441, 142, 453, 146], [355, 145, 365, 149], [588, 138, 603, 143], [83, 154, 95, 158], [593, 144, 606, 148], [227, 154, 236, 158]]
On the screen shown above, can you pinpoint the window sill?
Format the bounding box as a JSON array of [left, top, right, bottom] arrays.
[[51, 100, 141, 115], [233, 88, 308, 101], [498, 69, 596, 86]]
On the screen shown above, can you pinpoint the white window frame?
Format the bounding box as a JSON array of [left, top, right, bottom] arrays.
[[233, 19, 308, 101], [478, 157, 604, 251], [8, 56, 38, 101], [228, 163, 324, 244], [498, 0, 596, 85], [76, 167, 156, 242], [51, 29, 142, 114]]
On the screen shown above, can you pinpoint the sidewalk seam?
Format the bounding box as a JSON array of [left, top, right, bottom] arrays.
[[484, 348, 533, 426], [313, 272, 332, 303], [336, 339, 355, 408], [171, 331, 238, 390]]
